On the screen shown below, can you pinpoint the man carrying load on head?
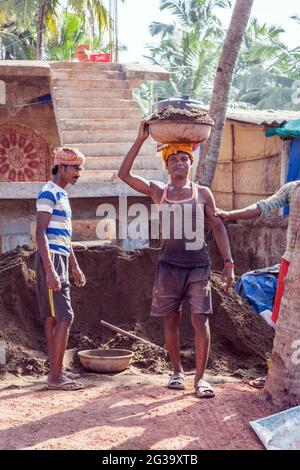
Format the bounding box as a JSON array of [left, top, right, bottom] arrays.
[[118, 121, 235, 398], [36, 147, 86, 391]]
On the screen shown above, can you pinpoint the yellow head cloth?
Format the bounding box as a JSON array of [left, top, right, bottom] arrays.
[[161, 144, 194, 167]]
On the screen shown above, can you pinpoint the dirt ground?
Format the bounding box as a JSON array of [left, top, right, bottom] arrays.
[[0, 246, 274, 378], [0, 370, 281, 450], [0, 246, 278, 450]]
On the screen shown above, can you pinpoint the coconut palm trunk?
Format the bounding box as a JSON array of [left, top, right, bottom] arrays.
[[36, 0, 47, 59], [195, 0, 254, 186], [265, 185, 300, 406]]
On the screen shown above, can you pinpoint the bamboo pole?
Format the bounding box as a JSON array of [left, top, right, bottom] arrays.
[[109, 0, 114, 60], [114, 0, 119, 63]]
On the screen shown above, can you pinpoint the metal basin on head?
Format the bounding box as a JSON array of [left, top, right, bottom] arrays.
[[78, 349, 134, 373], [148, 120, 213, 144]]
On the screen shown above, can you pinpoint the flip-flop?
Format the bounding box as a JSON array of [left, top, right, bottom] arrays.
[[248, 376, 267, 389], [168, 372, 185, 390], [195, 379, 215, 398], [47, 380, 83, 391], [63, 371, 81, 380]]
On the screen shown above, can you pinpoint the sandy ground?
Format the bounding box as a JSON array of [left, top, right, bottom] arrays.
[[0, 248, 277, 451], [0, 369, 279, 451]]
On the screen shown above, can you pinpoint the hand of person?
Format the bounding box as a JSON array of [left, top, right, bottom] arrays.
[[214, 209, 234, 222], [221, 266, 235, 291], [46, 266, 62, 292], [137, 120, 150, 142], [71, 265, 86, 288]]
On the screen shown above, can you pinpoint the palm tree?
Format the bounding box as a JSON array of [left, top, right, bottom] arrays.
[[230, 18, 300, 110], [0, 1, 36, 59], [45, 10, 87, 60], [1, 0, 111, 59], [0, 23, 35, 59], [146, 0, 231, 100], [36, 0, 47, 59], [195, 0, 254, 186], [69, 0, 109, 50], [2, 0, 60, 59]]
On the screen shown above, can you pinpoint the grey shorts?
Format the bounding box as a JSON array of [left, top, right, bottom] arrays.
[[35, 252, 74, 323], [151, 261, 212, 317]]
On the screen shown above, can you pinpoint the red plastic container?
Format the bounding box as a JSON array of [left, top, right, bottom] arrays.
[[89, 53, 112, 63]]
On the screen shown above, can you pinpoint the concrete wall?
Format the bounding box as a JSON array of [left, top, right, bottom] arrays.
[[0, 196, 155, 254], [208, 216, 288, 275]]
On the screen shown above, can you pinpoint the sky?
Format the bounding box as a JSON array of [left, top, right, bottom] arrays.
[[114, 0, 300, 63]]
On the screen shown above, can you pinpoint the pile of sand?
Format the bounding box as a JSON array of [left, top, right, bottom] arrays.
[[0, 246, 274, 378], [147, 105, 214, 125]]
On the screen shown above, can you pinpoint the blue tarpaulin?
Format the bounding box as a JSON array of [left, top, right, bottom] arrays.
[[265, 119, 300, 138], [284, 138, 300, 216], [234, 265, 280, 314]]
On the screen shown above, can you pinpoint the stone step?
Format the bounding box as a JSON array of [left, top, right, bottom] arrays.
[[72, 142, 156, 157], [60, 119, 141, 131], [57, 108, 141, 120], [84, 156, 162, 170], [50, 61, 123, 71], [79, 169, 166, 183], [51, 69, 126, 80], [52, 78, 129, 89], [52, 87, 133, 99], [62, 129, 139, 144], [55, 97, 139, 110]]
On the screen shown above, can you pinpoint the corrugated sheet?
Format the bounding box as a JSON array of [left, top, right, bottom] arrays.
[[200, 106, 300, 126], [226, 109, 300, 126]]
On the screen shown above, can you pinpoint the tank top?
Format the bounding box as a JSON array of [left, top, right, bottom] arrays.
[[157, 182, 210, 268]]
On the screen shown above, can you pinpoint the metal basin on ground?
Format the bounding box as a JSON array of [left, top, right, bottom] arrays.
[[148, 120, 213, 144], [78, 349, 134, 373]]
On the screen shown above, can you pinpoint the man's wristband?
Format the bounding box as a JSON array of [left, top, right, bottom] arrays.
[[224, 259, 234, 268]]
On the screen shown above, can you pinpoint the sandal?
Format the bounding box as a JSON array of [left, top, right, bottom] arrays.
[[47, 380, 83, 391], [63, 371, 81, 380], [195, 379, 215, 398], [168, 372, 185, 390], [248, 375, 267, 389]]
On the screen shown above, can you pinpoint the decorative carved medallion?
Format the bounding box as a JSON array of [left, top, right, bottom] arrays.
[[0, 123, 50, 182]]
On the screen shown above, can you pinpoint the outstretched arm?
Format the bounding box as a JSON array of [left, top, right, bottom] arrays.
[[215, 204, 261, 222], [215, 182, 295, 222]]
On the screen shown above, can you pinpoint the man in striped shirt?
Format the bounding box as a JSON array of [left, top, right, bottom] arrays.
[[36, 147, 86, 391]]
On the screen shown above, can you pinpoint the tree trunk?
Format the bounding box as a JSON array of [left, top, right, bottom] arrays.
[[195, 0, 254, 187], [35, 0, 47, 60], [265, 186, 300, 406]]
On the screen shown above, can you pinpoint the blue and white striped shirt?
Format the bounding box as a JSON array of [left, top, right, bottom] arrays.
[[36, 181, 72, 257]]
